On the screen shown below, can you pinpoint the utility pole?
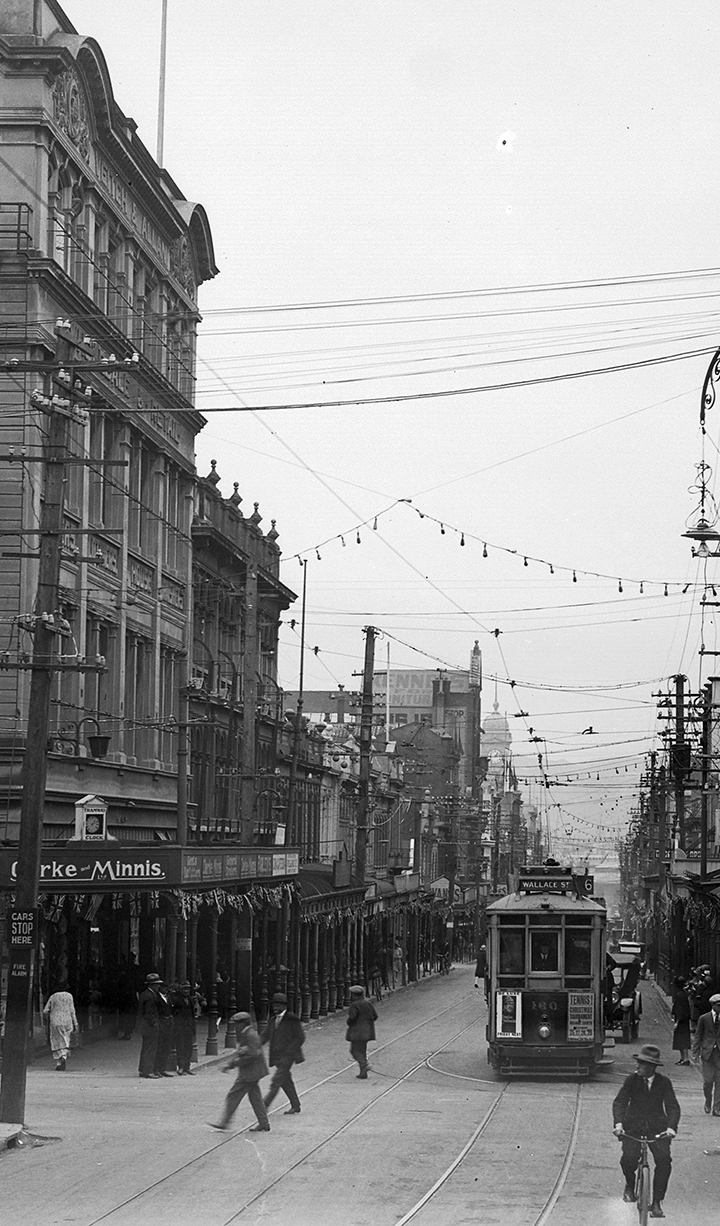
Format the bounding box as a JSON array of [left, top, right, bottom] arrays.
[[0, 333, 70, 1125], [673, 674, 687, 850], [701, 682, 712, 880], [286, 559, 307, 846], [0, 326, 124, 1124], [354, 626, 377, 884]]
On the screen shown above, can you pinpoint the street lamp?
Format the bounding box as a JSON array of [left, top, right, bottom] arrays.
[[51, 716, 111, 759]]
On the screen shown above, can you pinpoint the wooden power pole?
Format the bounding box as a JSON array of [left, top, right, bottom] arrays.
[[354, 626, 377, 884]]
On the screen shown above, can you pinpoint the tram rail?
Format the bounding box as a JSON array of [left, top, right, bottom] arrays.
[[84, 990, 484, 1226]]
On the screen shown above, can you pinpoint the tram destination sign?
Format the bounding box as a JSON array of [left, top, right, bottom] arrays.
[[517, 873, 594, 895]]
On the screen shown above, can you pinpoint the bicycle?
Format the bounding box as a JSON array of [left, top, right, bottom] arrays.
[[615, 1130, 670, 1225]]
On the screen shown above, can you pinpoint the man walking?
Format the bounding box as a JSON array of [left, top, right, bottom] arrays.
[[346, 984, 378, 1079], [210, 1012, 270, 1132], [612, 1043, 680, 1219], [262, 992, 305, 1115], [692, 991, 720, 1115]]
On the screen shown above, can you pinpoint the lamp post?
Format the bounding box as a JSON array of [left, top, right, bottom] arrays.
[[52, 716, 111, 760]]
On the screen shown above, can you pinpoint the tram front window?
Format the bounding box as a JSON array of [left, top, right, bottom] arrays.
[[565, 932, 592, 977], [499, 930, 525, 975], [530, 931, 559, 972]]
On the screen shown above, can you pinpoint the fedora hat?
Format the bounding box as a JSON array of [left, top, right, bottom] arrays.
[[271, 992, 287, 1004], [634, 1044, 663, 1066], [146, 973, 162, 983]]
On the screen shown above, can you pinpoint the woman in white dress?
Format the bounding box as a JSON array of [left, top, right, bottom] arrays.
[[43, 982, 78, 1070]]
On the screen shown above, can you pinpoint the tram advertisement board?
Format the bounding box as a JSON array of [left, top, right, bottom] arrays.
[[567, 992, 595, 1040], [496, 990, 522, 1038]]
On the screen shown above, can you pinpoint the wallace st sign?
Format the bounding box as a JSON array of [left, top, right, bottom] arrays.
[[0, 847, 300, 893]]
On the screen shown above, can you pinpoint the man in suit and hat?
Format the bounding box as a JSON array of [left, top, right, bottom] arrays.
[[346, 984, 378, 1079], [612, 1044, 681, 1219], [691, 991, 720, 1115], [137, 973, 163, 1079], [152, 976, 176, 1077], [210, 1012, 270, 1132], [172, 981, 197, 1076], [261, 992, 305, 1115]]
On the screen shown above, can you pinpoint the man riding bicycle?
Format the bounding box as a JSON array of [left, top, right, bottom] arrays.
[[612, 1044, 681, 1219]]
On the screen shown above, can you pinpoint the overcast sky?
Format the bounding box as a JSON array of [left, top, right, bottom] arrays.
[[64, 1, 720, 858]]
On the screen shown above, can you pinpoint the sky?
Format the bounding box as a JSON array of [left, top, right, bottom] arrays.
[[63, 0, 720, 859]]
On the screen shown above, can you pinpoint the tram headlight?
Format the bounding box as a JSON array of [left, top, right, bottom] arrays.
[[538, 1019, 551, 1040]]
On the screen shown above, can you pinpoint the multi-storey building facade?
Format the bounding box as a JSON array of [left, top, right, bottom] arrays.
[[0, 4, 303, 1038]]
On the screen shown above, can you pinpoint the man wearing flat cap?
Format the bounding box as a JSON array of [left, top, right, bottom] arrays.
[[137, 973, 163, 1079], [210, 1012, 270, 1132], [692, 991, 720, 1115], [345, 985, 378, 1079], [261, 992, 305, 1115], [612, 1044, 681, 1218]]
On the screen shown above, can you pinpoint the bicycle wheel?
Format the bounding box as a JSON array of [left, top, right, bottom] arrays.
[[636, 1162, 651, 1226]]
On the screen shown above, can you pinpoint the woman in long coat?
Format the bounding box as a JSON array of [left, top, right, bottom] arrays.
[[671, 975, 691, 1065], [43, 982, 78, 1071]]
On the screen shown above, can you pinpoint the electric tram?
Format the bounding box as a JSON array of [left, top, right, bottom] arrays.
[[486, 865, 608, 1076]]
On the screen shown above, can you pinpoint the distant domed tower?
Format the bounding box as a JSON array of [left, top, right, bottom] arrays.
[[481, 701, 511, 759]]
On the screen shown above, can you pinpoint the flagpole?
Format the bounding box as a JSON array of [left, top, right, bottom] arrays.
[[157, 0, 168, 166]]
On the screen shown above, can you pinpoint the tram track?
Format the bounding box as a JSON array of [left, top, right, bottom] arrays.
[[85, 988, 484, 1226], [393, 1080, 584, 1226]]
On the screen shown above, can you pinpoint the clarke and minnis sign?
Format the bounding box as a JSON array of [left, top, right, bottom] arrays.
[[0, 848, 177, 892], [0, 846, 301, 893]]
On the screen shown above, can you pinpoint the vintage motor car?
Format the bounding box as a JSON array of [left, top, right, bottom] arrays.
[[605, 950, 643, 1043]]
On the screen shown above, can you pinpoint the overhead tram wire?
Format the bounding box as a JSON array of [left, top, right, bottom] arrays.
[[195, 306, 720, 383], [138, 344, 715, 414], [195, 265, 720, 315], [193, 327, 720, 398]]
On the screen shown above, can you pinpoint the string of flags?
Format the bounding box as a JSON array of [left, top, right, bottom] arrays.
[[288, 496, 699, 595]]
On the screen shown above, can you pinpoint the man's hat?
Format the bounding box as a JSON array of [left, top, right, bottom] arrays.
[[179, 981, 191, 988], [146, 973, 162, 983], [634, 1044, 663, 1066], [271, 992, 287, 1004], [709, 993, 720, 1005], [232, 1011, 252, 1024], [349, 984, 364, 996]]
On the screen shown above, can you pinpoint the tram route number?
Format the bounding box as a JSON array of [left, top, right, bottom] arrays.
[[8, 909, 36, 947]]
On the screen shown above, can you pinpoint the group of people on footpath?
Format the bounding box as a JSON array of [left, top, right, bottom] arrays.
[[136, 974, 198, 1079], [210, 984, 378, 1133], [612, 974, 720, 1219]]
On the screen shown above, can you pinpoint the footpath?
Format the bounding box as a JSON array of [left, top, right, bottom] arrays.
[[0, 966, 438, 1153]]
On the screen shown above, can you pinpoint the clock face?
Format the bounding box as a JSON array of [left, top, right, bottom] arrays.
[[85, 814, 102, 835]]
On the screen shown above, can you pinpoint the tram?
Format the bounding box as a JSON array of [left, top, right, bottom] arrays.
[[486, 864, 608, 1076]]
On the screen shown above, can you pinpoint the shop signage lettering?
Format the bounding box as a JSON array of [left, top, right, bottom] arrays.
[[35, 858, 164, 882], [94, 154, 171, 269], [0, 849, 173, 891]]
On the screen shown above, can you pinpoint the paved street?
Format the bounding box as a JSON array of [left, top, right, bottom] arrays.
[[1, 965, 718, 1226]]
